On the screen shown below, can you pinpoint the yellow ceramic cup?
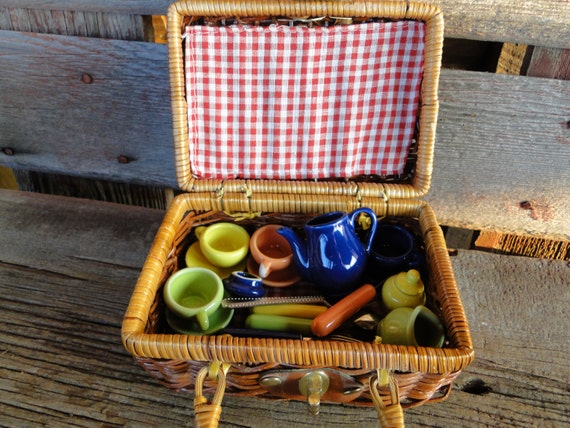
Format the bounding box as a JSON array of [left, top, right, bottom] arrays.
[[163, 267, 224, 331], [194, 222, 250, 268]]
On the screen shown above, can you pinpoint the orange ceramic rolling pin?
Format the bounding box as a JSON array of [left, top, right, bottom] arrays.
[[311, 284, 377, 337]]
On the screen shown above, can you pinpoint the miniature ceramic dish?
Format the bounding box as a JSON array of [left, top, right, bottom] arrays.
[[185, 241, 247, 279], [165, 292, 235, 335], [247, 257, 300, 287]]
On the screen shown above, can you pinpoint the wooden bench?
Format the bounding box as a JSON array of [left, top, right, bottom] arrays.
[[1, 1, 568, 426]]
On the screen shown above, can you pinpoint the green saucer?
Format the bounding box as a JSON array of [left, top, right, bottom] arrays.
[[166, 294, 235, 335]]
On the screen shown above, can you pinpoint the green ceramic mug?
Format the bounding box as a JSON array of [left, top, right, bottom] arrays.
[[378, 305, 445, 348], [163, 267, 224, 331]]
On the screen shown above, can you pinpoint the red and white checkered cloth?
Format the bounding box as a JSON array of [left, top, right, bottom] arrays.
[[185, 21, 425, 180]]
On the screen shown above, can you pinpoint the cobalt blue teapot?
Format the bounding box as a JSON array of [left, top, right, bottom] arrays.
[[277, 208, 377, 298]]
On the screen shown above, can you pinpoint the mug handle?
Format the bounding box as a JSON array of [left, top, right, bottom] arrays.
[[258, 262, 272, 278], [195, 226, 206, 240], [407, 249, 426, 270], [197, 310, 210, 331], [349, 207, 378, 253]]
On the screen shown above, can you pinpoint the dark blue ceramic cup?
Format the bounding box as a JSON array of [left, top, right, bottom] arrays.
[[366, 223, 426, 284]]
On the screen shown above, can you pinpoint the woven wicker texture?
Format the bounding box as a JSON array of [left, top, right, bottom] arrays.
[[371, 372, 405, 428], [122, 1, 473, 426], [167, 0, 443, 199], [122, 195, 473, 393], [194, 366, 226, 428]]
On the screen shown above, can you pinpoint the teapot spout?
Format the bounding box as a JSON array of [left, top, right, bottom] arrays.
[[276, 227, 310, 272]]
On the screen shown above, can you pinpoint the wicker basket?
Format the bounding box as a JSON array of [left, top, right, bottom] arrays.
[[122, 2, 474, 426]]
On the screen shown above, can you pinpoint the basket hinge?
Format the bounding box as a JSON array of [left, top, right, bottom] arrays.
[[217, 181, 263, 220], [354, 183, 389, 207], [242, 182, 253, 199]]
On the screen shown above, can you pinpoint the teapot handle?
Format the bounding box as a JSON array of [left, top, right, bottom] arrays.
[[348, 207, 377, 253]]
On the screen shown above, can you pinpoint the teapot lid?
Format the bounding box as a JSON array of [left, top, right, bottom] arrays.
[[395, 269, 425, 296]]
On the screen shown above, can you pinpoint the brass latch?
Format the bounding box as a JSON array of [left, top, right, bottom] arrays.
[[298, 371, 330, 415], [259, 368, 364, 416]]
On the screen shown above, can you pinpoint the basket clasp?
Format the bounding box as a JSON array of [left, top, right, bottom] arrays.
[[259, 368, 364, 415], [298, 370, 330, 415]]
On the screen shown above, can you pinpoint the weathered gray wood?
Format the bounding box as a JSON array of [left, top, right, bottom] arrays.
[[0, 189, 568, 427], [0, 8, 146, 40], [1, 30, 569, 237], [0, 5, 157, 206], [432, 0, 570, 48], [425, 69, 570, 241], [0, 1, 171, 15], [0, 190, 164, 277], [0, 30, 175, 187], [1, 0, 570, 48]]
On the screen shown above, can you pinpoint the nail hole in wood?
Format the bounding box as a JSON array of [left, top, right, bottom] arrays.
[[461, 378, 492, 395], [81, 73, 93, 84]]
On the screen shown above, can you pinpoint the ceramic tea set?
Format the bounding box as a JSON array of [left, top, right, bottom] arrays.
[[163, 209, 444, 347]]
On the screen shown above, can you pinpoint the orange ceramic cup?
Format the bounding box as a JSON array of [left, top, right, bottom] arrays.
[[249, 224, 294, 278]]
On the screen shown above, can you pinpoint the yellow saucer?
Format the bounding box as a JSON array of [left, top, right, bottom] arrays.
[[185, 242, 247, 279]]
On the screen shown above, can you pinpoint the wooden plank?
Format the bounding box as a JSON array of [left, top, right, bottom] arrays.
[[0, 30, 175, 188], [21, 172, 169, 208], [433, 0, 570, 49], [527, 47, 570, 80], [0, 1, 172, 15], [2, 31, 569, 238], [0, 165, 17, 189], [0, 5, 153, 205], [425, 69, 570, 241], [0, 8, 146, 40], [2, 0, 570, 48], [475, 45, 570, 257], [0, 190, 164, 276], [496, 43, 530, 75], [0, 189, 568, 427], [475, 230, 570, 259]]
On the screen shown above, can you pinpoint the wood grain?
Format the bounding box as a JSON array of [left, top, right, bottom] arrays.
[[1, 30, 569, 237], [527, 47, 570, 80], [0, 7, 146, 40], [0, 30, 174, 188], [0, 1, 568, 425], [1, 0, 570, 48], [474, 43, 570, 256], [0, 3, 165, 208], [475, 231, 570, 259], [0, 189, 568, 427], [425, 69, 570, 241]]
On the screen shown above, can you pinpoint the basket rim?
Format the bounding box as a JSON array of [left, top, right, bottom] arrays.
[[166, 0, 444, 204], [122, 193, 474, 375]]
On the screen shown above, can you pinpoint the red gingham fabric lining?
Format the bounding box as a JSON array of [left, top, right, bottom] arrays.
[[184, 21, 425, 180]]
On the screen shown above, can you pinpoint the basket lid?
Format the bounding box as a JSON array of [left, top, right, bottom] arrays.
[[168, 1, 443, 206]]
